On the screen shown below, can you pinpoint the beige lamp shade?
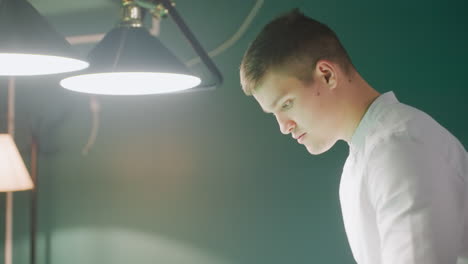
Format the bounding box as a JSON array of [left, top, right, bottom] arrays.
[[0, 134, 34, 192]]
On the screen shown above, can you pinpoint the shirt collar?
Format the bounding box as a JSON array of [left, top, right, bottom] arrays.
[[349, 91, 399, 152]]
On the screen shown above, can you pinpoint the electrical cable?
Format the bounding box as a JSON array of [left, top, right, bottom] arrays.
[[186, 0, 263, 67], [81, 96, 100, 155]]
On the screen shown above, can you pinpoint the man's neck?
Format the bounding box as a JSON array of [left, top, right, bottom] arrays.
[[339, 73, 380, 143]]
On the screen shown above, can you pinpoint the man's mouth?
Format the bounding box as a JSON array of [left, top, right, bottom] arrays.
[[297, 133, 306, 144]]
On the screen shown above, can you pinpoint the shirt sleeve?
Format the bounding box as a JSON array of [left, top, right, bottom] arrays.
[[366, 132, 466, 264]]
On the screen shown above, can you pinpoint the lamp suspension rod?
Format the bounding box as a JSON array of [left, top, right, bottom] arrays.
[[158, 0, 223, 90]]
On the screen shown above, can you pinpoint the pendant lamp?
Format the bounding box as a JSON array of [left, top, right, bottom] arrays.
[[0, 0, 89, 76], [60, 0, 222, 95]]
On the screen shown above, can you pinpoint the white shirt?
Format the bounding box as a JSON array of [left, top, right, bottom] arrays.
[[339, 92, 468, 264]]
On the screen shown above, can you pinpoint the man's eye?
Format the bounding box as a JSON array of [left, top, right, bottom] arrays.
[[281, 100, 293, 110]]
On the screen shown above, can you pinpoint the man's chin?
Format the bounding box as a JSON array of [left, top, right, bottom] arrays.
[[305, 141, 334, 155]]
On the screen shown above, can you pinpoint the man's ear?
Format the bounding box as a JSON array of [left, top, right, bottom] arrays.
[[315, 60, 337, 89]]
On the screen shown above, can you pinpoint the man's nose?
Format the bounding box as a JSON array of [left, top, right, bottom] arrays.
[[276, 115, 295, 135]]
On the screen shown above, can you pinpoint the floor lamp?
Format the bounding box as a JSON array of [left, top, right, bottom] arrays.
[[0, 77, 34, 264]]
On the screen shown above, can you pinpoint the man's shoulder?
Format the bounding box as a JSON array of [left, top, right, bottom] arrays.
[[364, 101, 450, 154], [376, 101, 433, 130]]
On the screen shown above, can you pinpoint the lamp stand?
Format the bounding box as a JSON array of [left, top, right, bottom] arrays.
[[5, 193, 13, 264], [4, 77, 16, 264], [30, 137, 38, 264]]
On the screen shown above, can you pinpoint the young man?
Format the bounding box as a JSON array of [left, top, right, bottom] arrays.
[[240, 9, 468, 264]]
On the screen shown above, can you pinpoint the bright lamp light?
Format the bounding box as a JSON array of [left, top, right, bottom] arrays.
[[61, 72, 201, 95], [0, 54, 88, 76]]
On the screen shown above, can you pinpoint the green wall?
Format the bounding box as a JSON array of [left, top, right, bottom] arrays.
[[1, 0, 467, 263]]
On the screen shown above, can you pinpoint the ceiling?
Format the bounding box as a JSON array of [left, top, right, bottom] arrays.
[[32, 0, 117, 15]]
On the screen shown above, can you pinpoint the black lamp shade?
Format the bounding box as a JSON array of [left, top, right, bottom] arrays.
[[87, 27, 193, 75], [60, 27, 202, 95]]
